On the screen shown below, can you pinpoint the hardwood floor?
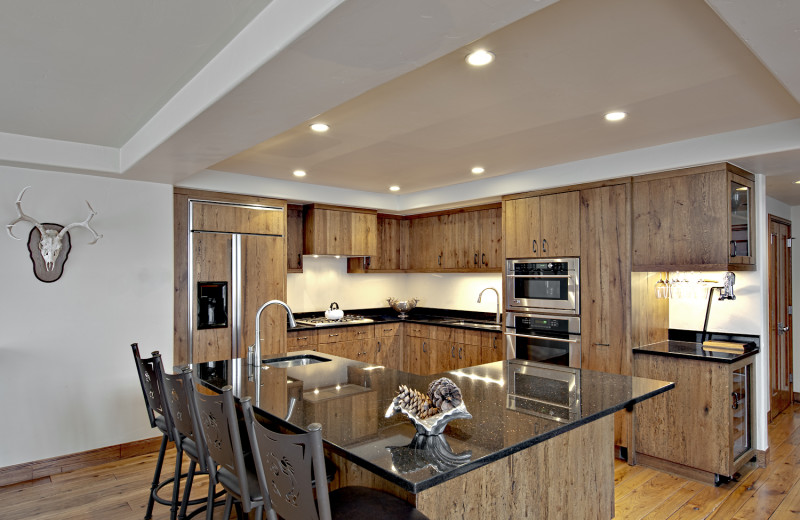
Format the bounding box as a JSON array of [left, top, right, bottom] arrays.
[[1, 403, 798, 519]]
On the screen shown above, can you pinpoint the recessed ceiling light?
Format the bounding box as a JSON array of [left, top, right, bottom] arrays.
[[310, 123, 329, 132], [389, 185, 400, 192], [604, 111, 627, 122], [293, 170, 307, 177], [795, 180, 800, 184], [471, 166, 485, 175], [466, 49, 494, 66]]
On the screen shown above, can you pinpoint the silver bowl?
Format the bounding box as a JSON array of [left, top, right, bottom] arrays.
[[387, 297, 419, 318]]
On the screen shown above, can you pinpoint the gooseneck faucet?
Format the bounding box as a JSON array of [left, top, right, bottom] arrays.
[[478, 287, 501, 324], [251, 300, 297, 366]]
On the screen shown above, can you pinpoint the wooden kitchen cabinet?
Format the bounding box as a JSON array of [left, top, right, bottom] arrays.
[[374, 322, 403, 369], [286, 204, 304, 273], [347, 215, 409, 272], [480, 331, 504, 364], [303, 204, 377, 256], [632, 163, 756, 271], [287, 329, 318, 352], [503, 191, 580, 258], [634, 351, 755, 484]]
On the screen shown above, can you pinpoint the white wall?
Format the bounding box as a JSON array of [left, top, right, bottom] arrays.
[[0, 167, 173, 468], [668, 271, 761, 334], [287, 256, 502, 315]]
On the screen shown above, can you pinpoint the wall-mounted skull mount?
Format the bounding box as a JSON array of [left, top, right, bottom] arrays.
[[6, 187, 102, 283]]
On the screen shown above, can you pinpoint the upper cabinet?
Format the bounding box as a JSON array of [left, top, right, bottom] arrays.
[[303, 204, 378, 257], [503, 191, 580, 258], [632, 163, 756, 271], [287, 204, 304, 273]]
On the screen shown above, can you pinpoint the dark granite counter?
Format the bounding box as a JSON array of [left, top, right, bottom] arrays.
[[633, 340, 758, 363], [192, 353, 673, 493], [289, 307, 503, 333]]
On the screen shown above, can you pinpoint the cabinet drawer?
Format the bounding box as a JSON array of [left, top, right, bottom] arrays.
[[319, 329, 348, 344], [287, 330, 318, 349], [431, 326, 464, 343], [375, 322, 401, 337], [481, 331, 503, 350], [406, 324, 431, 338], [350, 326, 374, 340]]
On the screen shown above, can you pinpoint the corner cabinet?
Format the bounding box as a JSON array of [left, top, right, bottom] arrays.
[[503, 191, 580, 258], [303, 204, 377, 257], [633, 350, 755, 484], [632, 163, 756, 271]]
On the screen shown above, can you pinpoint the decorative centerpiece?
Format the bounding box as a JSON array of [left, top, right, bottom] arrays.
[[385, 377, 472, 436], [387, 297, 419, 319]]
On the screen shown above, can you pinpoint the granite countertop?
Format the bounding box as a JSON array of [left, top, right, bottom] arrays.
[[633, 340, 759, 363], [289, 307, 503, 333], [193, 353, 673, 493]]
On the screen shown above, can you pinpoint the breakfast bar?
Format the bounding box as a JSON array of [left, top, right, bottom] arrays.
[[193, 353, 673, 519]]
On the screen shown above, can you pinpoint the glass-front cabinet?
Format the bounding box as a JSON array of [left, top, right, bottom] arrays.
[[729, 172, 755, 266]]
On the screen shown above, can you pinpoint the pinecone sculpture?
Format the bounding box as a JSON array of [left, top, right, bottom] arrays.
[[394, 385, 441, 419], [427, 377, 463, 412]]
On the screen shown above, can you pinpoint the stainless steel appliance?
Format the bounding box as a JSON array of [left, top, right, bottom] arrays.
[[506, 360, 581, 423], [505, 311, 581, 368], [506, 258, 579, 315]]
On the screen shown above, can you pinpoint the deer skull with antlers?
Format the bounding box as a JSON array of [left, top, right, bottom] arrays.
[[6, 186, 102, 281]]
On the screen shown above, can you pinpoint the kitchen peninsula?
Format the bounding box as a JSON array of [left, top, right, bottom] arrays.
[[194, 352, 673, 519]]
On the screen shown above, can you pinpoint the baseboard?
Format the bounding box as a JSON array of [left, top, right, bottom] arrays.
[[635, 453, 717, 485], [0, 436, 164, 487], [756, 448, 769, 469], [794, 391, 799, 403]]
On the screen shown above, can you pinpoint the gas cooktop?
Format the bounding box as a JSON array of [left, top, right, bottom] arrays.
[[295, 315, 375, 327]]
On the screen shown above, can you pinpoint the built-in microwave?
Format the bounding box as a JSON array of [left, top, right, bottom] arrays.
[[505, 258, 579, 315]]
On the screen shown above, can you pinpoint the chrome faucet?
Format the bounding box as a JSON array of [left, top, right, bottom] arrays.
[[250, 300, 297, 366], [478, 287, 501, 324]]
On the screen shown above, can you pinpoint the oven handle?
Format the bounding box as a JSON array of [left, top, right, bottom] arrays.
[[504, 332, 578, 343], [507, 274, 572, 279]]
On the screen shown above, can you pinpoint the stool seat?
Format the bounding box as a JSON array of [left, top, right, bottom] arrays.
[[329, 486, 429, 520]]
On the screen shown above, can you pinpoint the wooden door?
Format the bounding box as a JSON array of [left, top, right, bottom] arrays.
[[539, 191, 580, 257], [503, 196, 540, 258], [240, 234, 287, 359], [479, 207, 502, 269], [191, 232, 233, 364], [769, 215, 793, 420]]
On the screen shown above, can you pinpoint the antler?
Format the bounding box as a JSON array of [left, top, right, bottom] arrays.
[[6, 186, 46, 240], [58, 200, 103, 244]]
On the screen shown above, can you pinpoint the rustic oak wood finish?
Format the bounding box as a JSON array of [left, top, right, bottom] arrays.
[[634, 353, 756, 483], [631, 163, 756, 271], [303, 204, 378, 256], [286, 204, 303, 272], [503, 191, 580, 258]]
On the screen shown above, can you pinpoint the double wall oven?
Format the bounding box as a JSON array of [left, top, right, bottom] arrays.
[[504, 258, 581, 368]]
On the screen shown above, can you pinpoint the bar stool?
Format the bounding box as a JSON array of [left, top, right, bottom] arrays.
[[161, 367, 226, 519], [130, 343, 184, 520], [192, 384, 265, 520], [241, 397, 430, 520]]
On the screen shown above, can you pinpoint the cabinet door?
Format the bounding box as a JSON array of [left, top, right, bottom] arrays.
[[192, 232, 233, 364], [374, 216, 408, 271], [479, 208, 502, 269], [286, 206, 303, 272], [455, 343, 480, 369], [480, 332, 503, 364], [408, 217, 439, 270], [240, 234, 287, 359], [579, 185, 631, 375], [376, 334, 402, 370], [503, 196, 540, 258], [539, 191, 580, 257], [729, 173, 755, 266]]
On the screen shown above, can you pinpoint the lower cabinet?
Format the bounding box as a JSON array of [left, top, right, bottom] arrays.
[[633, 352, 755, 484]]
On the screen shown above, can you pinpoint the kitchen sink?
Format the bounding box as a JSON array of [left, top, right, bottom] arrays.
[[440, 319, 501, 330], [262, 354, 331, 368]]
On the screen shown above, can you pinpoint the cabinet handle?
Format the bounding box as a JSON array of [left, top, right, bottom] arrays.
[[357, 331, 366, 335], [377, 341, 381, 352], [730, 240, 737, 258], [493, 337, 498, 349], [422, 341, 427, 353], [481, 253, 486, 266], [474, 253, 478, 266], [297, 253, 302, 268], [438, 254, 442, 266], [542, 239, 548, 253], [532, 240, 537, 253], [732, 391, 740, 410], [458, 347, 463, 360], [594, 343, 610, 347], [451, 345, 455, 358], [329, 333, 339, 338], [383, 328, 393, 333]]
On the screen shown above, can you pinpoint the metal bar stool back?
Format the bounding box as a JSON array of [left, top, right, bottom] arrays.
[[241, 399, 429, 520], [193, 384, 264, 520]]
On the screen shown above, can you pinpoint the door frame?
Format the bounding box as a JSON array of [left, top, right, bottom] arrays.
[[767, 214, 793, 420]]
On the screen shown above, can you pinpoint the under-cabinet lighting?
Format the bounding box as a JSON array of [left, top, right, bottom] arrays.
[[310, 123, 329, 132], [466, 49, 495, 66], [293, 170, 307, 177], [604, 111, 627, 122], [736, 186, 749, 191], [471, 166, 485, 175], [363, 365, 385, 371], [313, 388, 319, 395]]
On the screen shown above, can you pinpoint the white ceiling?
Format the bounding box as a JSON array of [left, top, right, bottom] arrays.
[[2, 0, 800, 211]]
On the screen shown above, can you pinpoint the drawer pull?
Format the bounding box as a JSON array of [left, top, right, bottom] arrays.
[[329, 334, 339, 338], [594, 343, 610, 347]]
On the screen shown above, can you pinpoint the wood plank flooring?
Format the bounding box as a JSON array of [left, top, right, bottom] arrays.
[[1, 403, 798, 519]]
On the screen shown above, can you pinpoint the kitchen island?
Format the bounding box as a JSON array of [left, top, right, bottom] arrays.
[[194, 353, 673, 519]]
